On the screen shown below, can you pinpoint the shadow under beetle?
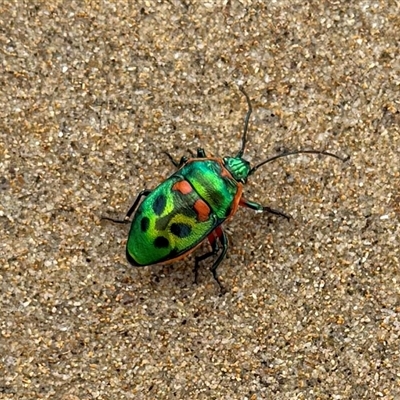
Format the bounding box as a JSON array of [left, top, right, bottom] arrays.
[[103, 87, 347, 291]]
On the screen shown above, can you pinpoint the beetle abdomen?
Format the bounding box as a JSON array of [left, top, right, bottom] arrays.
[[126, 175, 218, 266]]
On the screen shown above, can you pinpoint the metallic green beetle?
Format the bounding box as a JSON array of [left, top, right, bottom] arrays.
[[104, 87, 346, 290]]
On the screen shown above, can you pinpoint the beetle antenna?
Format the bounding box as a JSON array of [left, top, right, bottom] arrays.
[[249, 150, 349, 176], [236, 86, 252, 158]]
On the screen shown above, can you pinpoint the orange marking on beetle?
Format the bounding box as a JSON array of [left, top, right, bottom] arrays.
[[172, 180, 192, 195], [207, 232, 216, 246], [193, 199, 211, 222], [214, 226, 223, 237], [225, 183, 243, 220], [207, 226, 223, 246]]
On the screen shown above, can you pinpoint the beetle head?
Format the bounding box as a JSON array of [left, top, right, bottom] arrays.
[[223, 156, 251, 183]]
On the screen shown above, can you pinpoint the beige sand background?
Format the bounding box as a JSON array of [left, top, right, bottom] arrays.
[[1, 1, 399, 399]]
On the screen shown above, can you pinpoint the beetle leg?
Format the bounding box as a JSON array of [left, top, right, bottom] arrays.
[[194, 231, 219, 284], [194, 226, 227, 292], [163, 152, 188, 169], [102, 189, 152, 223], [240, 197, 291, 221], [164, 148, 206, 167], [209, 226, 228, 292], [196, 148, 207, 158]]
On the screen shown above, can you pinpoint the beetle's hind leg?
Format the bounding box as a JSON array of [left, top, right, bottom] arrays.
[[164, 148, 207, 169], [194, 226, 228, 292], [196, 148, 207, 158], [102, 189, 152, 223]]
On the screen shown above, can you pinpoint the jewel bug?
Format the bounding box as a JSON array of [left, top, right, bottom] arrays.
[[103, 87, 347, 290]]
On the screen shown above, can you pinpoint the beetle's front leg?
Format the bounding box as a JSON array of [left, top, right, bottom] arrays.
[[240, 197, 291, 221]]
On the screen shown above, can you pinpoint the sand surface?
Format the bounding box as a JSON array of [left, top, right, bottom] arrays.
[[1, 1, 399, 399]]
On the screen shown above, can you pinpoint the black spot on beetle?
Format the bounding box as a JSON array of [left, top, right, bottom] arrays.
[[154, 236, 169, 248], [152, 194, 167, 216], [170, 223, 191, 238], [140, 216, 150, 232]]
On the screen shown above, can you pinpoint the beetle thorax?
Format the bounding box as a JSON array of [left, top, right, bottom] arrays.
[[223, 157, 251, 183]]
